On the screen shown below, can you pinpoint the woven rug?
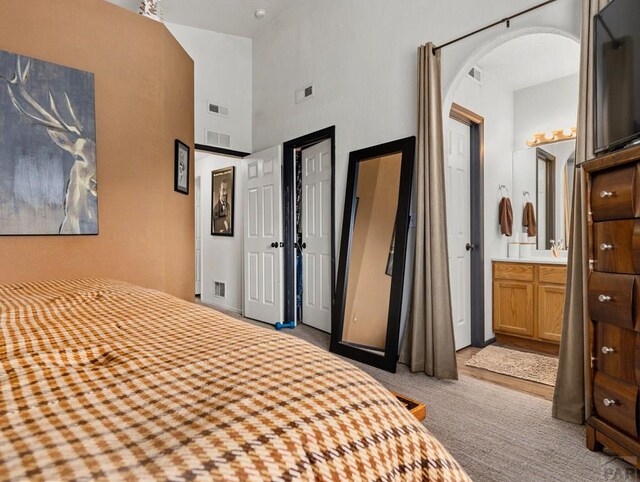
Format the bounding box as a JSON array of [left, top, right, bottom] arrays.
[[464, 345, 559, 386]]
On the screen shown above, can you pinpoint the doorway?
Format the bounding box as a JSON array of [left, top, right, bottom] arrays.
[[283, 127, 335, 332], [448, 103, 485, 350], [195, 176, 201, 296]]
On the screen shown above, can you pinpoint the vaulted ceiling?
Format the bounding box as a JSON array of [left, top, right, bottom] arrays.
[[105, 0, 296, 38]]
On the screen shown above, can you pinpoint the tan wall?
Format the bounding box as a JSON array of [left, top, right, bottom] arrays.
[[342, 153, 402, 349], [0, 0, 195, 300]]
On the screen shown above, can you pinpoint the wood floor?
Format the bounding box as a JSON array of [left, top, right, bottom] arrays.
[[457, 346, 555, 401]]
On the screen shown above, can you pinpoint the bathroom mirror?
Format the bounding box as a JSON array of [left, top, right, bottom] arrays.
[[512, 139, 575, 250], [330, 137, 415, 372]]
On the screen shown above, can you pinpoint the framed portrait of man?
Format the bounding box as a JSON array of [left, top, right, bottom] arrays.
[[211, 166, 234, 236]]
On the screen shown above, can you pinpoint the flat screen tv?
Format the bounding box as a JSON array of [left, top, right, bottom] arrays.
[[594, 0, 640, 154]]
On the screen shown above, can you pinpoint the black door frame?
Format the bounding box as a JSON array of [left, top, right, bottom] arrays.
[[282, 126, 336, 326], [449, 103, 486, 348]]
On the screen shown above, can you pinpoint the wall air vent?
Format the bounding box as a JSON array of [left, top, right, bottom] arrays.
[[295, 84, 314, 104], [208, 102, 229, 117], [467, 66, 483, 85], [206, 130, 231, 148], [213, 281, 226, 298]]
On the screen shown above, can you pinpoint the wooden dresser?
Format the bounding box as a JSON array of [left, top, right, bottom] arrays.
[[584, 145, 640, 463], [492, 261, 567, 354]]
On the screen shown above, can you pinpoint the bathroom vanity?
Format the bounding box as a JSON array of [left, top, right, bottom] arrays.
[[492, 258, 567, 354]]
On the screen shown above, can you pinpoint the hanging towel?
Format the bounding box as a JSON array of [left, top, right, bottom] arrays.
[[498, 197, 513, 236], [523, 202, 537, 237]]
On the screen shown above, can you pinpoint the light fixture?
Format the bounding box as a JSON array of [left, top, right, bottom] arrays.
[[527, 127, 576, 147], [255, 9, 266, 19]]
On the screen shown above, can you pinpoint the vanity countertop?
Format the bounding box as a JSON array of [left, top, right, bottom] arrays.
[[492, 256, 568, 266]]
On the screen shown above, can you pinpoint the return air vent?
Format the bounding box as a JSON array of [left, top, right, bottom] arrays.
[[467, 66, 483, 85], [208, 102, 229, 117], [213, 281, 226, 298], [295, 84, 314, 104], [206, 130, 231, 148]]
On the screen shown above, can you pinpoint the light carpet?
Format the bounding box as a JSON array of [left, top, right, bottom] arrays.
[[465, 345, 559, 386], [204, 305, 634, 481]]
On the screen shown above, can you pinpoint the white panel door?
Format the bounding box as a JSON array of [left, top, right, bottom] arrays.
[[301, 139, 332, 332], [446, 119, 472, 350], [243, 146, 284, 325], [195, 176, 202, 295]]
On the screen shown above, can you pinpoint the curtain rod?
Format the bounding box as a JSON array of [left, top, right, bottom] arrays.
[[432, 0, 558, 52]]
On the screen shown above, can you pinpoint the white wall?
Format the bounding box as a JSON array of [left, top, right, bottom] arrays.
[[195, 152, 244, 312], [168, 23, 252, 153], [513, 74, 579, 150], [449, 70, 515, 341], [252, 0, 579, 342]]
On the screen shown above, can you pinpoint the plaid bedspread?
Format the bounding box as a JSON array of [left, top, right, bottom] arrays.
[[0, 279, 470, 481]]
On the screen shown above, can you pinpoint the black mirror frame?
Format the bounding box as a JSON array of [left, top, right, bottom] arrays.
[[330, 136, 416, 372]]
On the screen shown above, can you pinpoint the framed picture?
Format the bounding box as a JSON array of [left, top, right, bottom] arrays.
[[174, 140, 190, 195], [0, 50, 98, 235], [211, 166, 235, 236]]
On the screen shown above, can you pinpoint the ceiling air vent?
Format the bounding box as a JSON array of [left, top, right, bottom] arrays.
[[295, 84, 314, 104], [467, 66, 483, 85], [206, 130, 231, 148], [208, 102, 229, 117]]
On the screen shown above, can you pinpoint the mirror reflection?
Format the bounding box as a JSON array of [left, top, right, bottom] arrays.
[[341, 152, 402, 353], [512, 139, 575, 250]]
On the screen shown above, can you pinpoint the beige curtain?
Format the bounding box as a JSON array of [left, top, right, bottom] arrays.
[[400, 43, 457, 380], [552, 0, 609, 424]]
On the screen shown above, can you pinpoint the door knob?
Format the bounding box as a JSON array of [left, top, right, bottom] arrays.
[[465, 243, 476, 251], [300, 242, 307, 250], [270, 242, 278, 248]]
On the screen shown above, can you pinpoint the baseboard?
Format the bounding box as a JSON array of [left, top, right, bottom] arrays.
[[199, 297, 242, 315], [482, 337, 496, 347]]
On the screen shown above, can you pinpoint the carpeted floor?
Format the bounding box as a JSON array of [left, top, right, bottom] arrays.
[[465, 345, 559, 386], [280, 322, 634, 482]]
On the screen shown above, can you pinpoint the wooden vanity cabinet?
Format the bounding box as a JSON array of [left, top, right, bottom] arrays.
[[492, 261, 567, 353]]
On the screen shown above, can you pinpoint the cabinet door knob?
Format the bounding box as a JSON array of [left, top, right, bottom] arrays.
[[598, 294, 612, 303], [600, 190, 614, 198], [603, 398, 617, 407], [600, 243, 613, 251], [601, 346, 615, 354]]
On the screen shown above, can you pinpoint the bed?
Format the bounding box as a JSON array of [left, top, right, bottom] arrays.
[[0, 278, 470, 481]]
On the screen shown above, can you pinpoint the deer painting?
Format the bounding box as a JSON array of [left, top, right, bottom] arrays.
[[0, 54, 97, 235]]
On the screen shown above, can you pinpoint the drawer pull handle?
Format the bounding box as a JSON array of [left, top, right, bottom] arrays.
[[600, 190, 614, 198], [598, 295, 612, 303], [601, 346, 615, 354], [600, 243, 613, 251], [603, 398, 617, 407]]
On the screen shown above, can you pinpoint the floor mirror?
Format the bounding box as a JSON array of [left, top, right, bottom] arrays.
[[330, 137, 415, 372]]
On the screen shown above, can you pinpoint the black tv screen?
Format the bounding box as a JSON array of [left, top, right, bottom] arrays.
[[594, 0, 640, 153]]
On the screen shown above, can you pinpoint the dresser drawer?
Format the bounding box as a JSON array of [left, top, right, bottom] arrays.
[[592, 163, 640, 221], [594, 372, 639, 438], [593, 220, 640, 274], [595, 322, 640, 385], [588, 272, 637, 330], [493, 262, 534, 282]]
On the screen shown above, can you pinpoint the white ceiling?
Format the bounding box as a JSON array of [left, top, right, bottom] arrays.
[[478, 33, 580, 91], [105, 0, 296, 38]]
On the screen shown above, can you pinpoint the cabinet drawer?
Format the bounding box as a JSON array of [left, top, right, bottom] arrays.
[[493, 262, 534, 282], [588, 272, 637, 330], [539, 265, 567, 284], [593, 220, 640, 274], [595, 322, 640, 385], [591, 163, 640, 221], [594, 372, 639, 439]]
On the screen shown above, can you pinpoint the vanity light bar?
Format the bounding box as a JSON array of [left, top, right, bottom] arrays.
[[527, 127, 577, 147]]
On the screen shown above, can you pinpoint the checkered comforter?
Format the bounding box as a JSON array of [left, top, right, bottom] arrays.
[[0, 279, 470, 481]]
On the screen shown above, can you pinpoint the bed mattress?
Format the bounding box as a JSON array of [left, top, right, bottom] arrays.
[[0, 278, 470, 481]]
